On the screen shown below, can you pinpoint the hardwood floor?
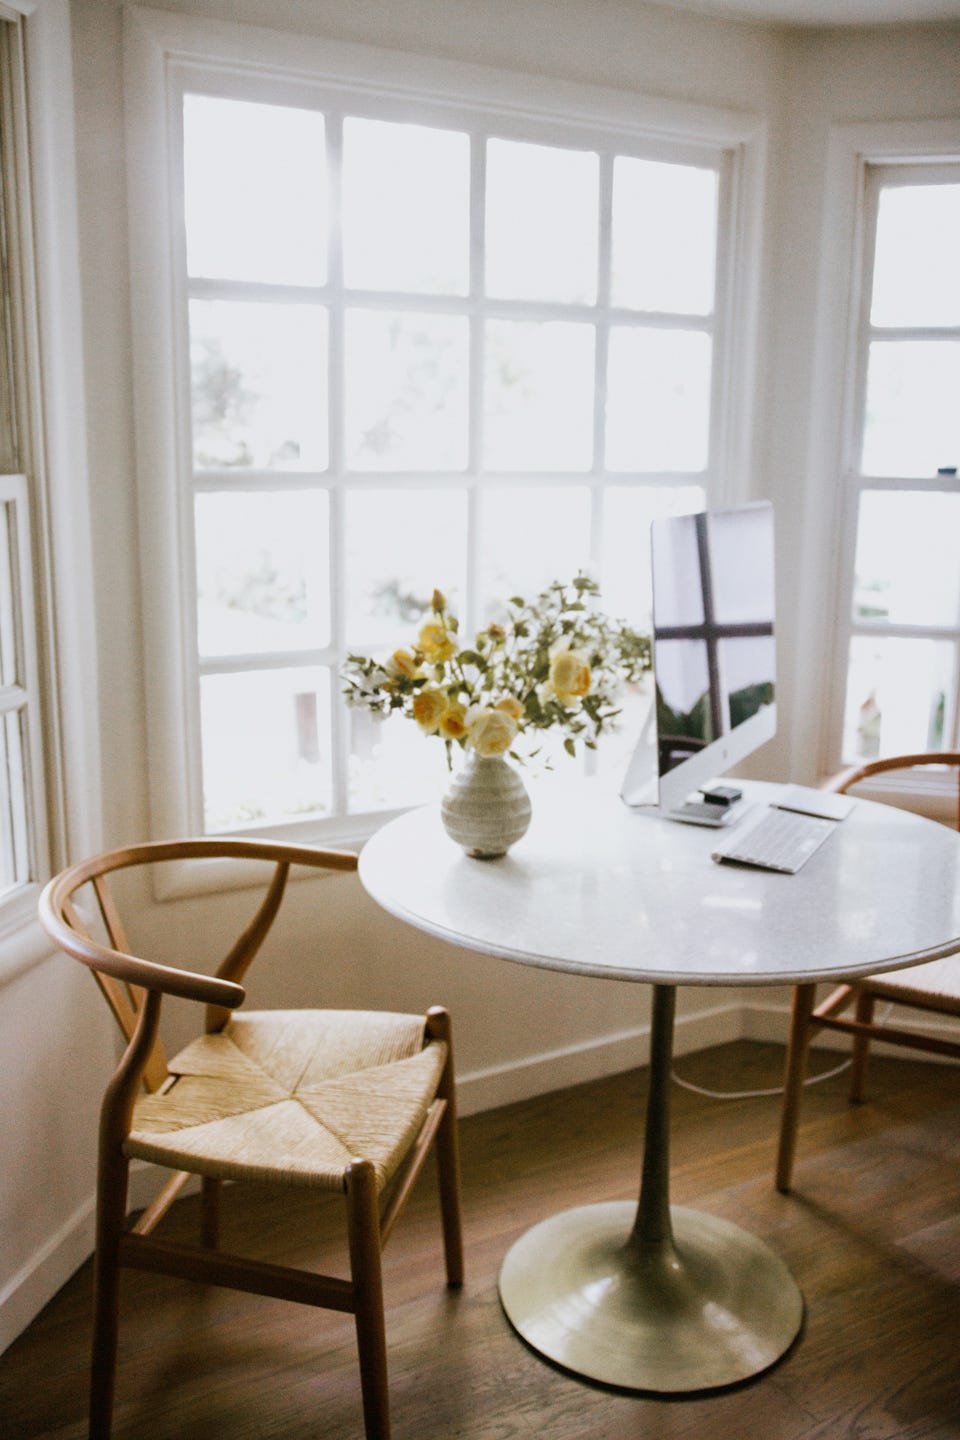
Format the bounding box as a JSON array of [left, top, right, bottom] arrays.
[[2, 1040, 959, 1439]]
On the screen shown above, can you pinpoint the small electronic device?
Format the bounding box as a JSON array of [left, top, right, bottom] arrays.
[[701, 784, 743, 807], [773, 784, 854, 822]]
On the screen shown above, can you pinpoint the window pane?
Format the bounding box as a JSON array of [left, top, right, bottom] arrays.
[[183, 96, 326, 287], [195, 491, 330, 658], [484, 321, 595, 471], [606, 328, 711, 472], [345, 310, 468, 471], [342, 118, 469, 295], [861, 340, 960, 478], [611, 158, 717, 315], [200, 666, 332, 831], [0, 710, 29, 895], [0, 499, 18, 687], [477, 487, 591, 622], [344, 488, 467, 647], [347, 706, 450, 814], [486, 139, 598, 304], [843, 636, 955, 762], [853, 491, 960, 625], [601, 485, 705, 627], [190, 300, 328, 471], [871, 183, 960, 328]]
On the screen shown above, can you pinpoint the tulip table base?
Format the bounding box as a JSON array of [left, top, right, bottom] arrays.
[[498, 1201, 803, 1392], [497, 986, 804, 1392]]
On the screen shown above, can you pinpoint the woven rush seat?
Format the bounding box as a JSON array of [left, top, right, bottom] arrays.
[[853, 957, 960, 1014], [128, 1009, 448, 1191]]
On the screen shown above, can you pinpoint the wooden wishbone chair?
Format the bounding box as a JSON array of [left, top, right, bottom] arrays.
[[776, 753, 960, 1192], [39, 838, 464, 1440]]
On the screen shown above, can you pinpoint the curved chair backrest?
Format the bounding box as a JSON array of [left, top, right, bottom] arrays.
[[823, 751, 960, 831], [39, 838, 358, 1093]]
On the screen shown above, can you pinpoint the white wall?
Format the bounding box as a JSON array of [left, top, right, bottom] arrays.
[[2, 0, 958, 1354]]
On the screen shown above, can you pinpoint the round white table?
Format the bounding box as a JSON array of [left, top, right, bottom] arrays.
[[359, 777, 960, 1394]]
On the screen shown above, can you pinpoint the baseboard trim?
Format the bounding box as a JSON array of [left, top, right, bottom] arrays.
[[0, 1197, 95, 1355], [456, 999, 746, 1115]]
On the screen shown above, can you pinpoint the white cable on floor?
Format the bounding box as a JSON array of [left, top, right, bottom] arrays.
[[670, 1055, 851, 1101], [671, 1004, 894, 1101]]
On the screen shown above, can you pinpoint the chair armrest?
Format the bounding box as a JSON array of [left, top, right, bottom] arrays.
[[38, 880, 246, 1009]]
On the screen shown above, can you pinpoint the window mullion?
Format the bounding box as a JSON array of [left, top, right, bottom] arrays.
[[327, 109, 348, 819], [465, 125, 486, 638]]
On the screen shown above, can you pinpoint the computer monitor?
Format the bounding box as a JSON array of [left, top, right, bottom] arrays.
[[620, 500, 776, 820]]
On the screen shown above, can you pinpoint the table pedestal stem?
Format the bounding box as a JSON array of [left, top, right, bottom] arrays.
[[498, 982, 804, 1392], [631, 983, 676, 1254]]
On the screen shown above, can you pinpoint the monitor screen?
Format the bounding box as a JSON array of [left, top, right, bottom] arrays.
[[621, 501, 776, 813]]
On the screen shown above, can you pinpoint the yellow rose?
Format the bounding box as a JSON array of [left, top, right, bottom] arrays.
[[547, 640, 591, 707], [494, 696, 524, 721], [386, 648, 423, 681], [439, 702, 468, 740], [466, 706, 518, 757], [412, 687, 448, 733], [417, 621, 457, 663]]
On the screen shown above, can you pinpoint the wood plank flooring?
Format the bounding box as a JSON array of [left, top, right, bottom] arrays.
[[2, 1040, 958, 1439]]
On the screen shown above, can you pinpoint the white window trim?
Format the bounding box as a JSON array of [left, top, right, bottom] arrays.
[[0, 0, 102, 983], [0, 12, 48, 964], [0, 474, 45, 937], [124, 4, 766, 853], [786, 117, 960, 789]]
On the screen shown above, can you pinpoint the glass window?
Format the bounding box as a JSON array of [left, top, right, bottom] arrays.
[[173, 83, 734, 835], [838, 163, 960, 766], [611, 157, 717, 316]]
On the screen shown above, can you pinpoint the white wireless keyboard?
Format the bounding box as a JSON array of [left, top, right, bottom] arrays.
[[711, 806, 836, 874]]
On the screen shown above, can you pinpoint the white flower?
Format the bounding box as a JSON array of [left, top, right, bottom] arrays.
[[465, 706, 518, 757]]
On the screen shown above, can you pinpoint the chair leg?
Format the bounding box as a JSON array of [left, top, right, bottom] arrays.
[[346, 1160, 391, 1440], [426, 1007, 464, 1287], [89, 1152, 130, 1440], [848, 989, 876, 1103], [201, 1176, 222, 1248], [776, 983, 816, 1194]]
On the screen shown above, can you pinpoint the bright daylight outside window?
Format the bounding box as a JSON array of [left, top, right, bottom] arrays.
[[0, 476, 34, 898], [841, 166, 960, 763], [181, 90, 728, 835], [0, 15, 45, 906]]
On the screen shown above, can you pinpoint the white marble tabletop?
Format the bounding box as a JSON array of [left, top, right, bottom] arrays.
[[359, 778, 960, 987]]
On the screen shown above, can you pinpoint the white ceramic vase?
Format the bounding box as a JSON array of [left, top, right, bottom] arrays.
[[440, 752, 532, 859]]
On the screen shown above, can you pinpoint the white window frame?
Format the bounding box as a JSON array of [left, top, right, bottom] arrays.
[[794, 119, 960, 801], [124, 5, 766, 852], [0, 10, 51, 948]]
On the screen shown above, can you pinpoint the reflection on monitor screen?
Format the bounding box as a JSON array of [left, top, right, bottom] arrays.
[[621, 501, 776, 815]]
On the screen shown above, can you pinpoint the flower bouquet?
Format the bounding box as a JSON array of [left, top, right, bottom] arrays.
[[343, 575, 650, 856], [342, 574, 651, 766]]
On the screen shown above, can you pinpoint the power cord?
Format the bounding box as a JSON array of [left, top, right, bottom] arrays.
[[671, 1004, 893, 1101]]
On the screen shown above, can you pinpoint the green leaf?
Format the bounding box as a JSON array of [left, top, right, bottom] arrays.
[[563, 736, 576, 758]]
